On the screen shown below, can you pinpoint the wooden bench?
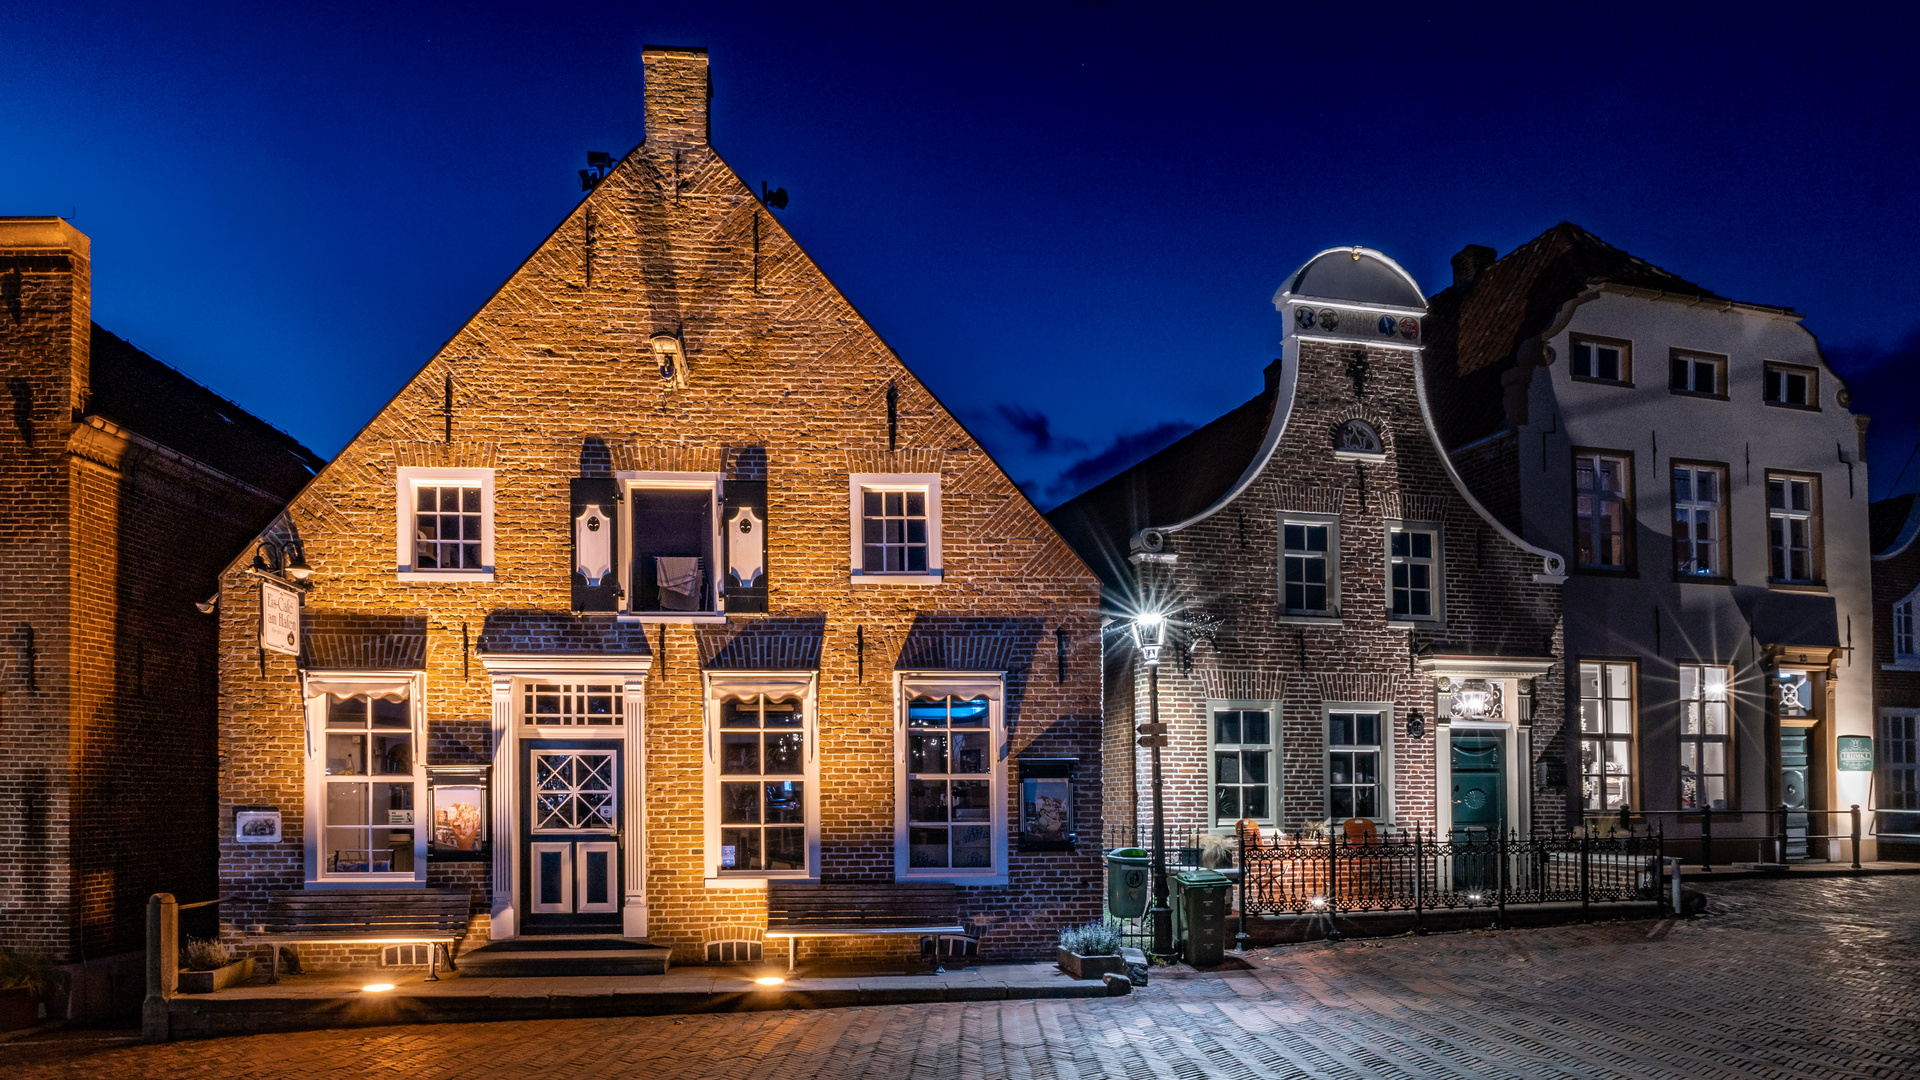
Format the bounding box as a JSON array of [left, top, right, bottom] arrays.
[[764, 882, 966, 972], [251, 889, 472, 982]]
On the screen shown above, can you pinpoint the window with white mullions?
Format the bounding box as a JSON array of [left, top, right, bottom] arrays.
[[1327, 711, 1382, 820], [1767, 475, 1817, 583], [862, 489, 930, 573], [414, 484, 483, 570], [1678, 665, 1730, 811], [1571, 335, 1630, 383], [1764, 364, 1817, 407], [717, 696, 806, 873], [1669, 351, 1723, 396], [1895, 595, 1917, 661], [1389, 528, 1436, 618], [1672, 465, 1724, 577], [1575, 453, 1630, 570], [1212, 710, 1273, 824], [1579, 662, 1634, 811], [523, 683, 624, 726], [321, 694, 416, 875], [1283, 521, 1332, 615], [1882, 714, 1918, 811], [906, 696, 993, 869], [531, 751, 617, 832]]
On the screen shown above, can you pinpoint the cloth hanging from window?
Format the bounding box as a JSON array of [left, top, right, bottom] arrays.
[[656, 556, 703, 611]]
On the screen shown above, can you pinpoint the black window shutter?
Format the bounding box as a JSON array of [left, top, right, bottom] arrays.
[[571, 477, 622, 612], [722, 479, 768, 614]]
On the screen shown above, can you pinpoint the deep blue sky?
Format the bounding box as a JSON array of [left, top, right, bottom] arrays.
[[6, 2, 1919, 506]]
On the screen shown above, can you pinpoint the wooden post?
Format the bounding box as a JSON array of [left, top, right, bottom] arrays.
[[142, 893, 177, 1044]]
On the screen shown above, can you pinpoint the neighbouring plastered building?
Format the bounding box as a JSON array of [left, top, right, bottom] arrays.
[[1423, 223, 1877, 861], [1048, 246, 1568, 852], [0, 218, 321, 1015], [211, 48, 1105, 969]]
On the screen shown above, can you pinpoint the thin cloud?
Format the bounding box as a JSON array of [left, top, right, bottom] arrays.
[[995, 403, 1086, 455], [1041, 420, 1196, 506]]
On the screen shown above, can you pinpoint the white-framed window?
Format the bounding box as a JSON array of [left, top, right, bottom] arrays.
[[1325, 707, 1388, 822], [1579, 661, 1635, 812], [395, 467, 494, 580], [1882, 712, 1919, 812], [849, 474, 943, 584], [702, 675, 818, 884], [1678, 664, 1731, 811], [1672, 464, 1725, 578], [1281, 515, 1338, 617], [623, 473, 722, 616], [523, 682, 624, 726], [1574, 452, 1631, 571], [1767, 474, 1819, 584], [1211, 706, 1275, 825], [304, 675, 426, 885], [1764, 363, 1817, 408], [1387, 524, 1439, 620], [1669, 350, 1725, 396], [1570, 334, 1631, 384], [896, 675, 1006, 884], [1895, 591, 1918, 662]]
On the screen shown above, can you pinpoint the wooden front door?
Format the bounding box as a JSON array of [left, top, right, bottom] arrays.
[[523, 741, 622, 931]]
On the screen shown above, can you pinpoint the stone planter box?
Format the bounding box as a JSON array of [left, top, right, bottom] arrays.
[[1055, 948, 1124, 981], [0, 986, 40, 1031], [178, 958, 255, 994]]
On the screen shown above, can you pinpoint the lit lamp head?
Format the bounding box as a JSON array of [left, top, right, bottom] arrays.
[[1130, 611, 1167, 667]]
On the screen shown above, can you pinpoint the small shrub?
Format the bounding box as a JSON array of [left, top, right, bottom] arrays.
[[1197, 833, 1236, 869], [181, 937, 234, 972], [0, 947, 55, 997], [1057, 919, 1122, 956]]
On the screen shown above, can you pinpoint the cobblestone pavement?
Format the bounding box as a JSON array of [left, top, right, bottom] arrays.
[[6, 877, 1916, 1080]]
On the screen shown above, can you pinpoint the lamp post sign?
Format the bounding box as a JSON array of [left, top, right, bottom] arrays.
[[260, 581, 300, 656]]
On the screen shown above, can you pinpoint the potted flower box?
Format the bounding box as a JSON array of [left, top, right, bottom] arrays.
[[0, 985, 38, 1032], [178, 937, 254, 994], [0, 948, 52, 1031], [1055, 920, 1126, 981]]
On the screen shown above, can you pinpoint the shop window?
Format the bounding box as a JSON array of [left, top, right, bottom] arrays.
[[1212, 709, 1274, 824], [1882, 713, 1918, 812], [396, 467, 494, 580], [1679, 665, 1730, 811], [716, 696, 808, 874], [897, 678, 1006, 883], [315, 690, 422, 880], [849, 474, 943, 583], [1579, 662, 1634, 812]]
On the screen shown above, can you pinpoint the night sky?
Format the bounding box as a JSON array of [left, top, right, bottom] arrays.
[[6, 2, 1918, 507]]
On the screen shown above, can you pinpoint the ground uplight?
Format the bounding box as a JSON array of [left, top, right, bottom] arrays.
[[362, 983, 396, 993], [753, 976, 786, 986]]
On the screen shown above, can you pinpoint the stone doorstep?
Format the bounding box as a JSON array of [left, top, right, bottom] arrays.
[[161, 963, 1128, 1039]]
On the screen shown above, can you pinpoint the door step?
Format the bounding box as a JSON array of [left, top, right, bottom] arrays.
[[460, 936, 671, 978]]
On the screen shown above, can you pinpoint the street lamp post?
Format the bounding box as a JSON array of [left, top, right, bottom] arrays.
[[1129, 612, 1172, 959]]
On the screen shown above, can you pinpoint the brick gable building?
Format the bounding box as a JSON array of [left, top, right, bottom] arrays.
[[211, 48, 1104, 969], [1867, 496, 1920, 860], [1049, 247, 1567, 856], [0, 218, 321, 1013]]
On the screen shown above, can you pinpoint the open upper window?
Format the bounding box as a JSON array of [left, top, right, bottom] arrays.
[[396, 467, 494, 580], [571, 474, 768, 617], [849, 474, 943, 584], [628, 480, 718, 614]]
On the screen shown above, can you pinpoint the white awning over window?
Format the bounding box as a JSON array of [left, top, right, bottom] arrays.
[[303, 677, 412, 703], [900, 675, 1002, 702]]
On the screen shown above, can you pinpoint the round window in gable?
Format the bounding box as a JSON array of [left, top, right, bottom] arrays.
[[1332, 419, 1385, 461]]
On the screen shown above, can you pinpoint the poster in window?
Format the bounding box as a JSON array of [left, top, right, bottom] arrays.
[[1020, 777, 1075, 850], [432, 785, 486, 852]]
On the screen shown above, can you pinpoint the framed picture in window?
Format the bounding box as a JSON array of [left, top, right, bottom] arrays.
[[427, 766, 490, 859], [234, 808, 282, 844], [1017, 758, 1077, 851]]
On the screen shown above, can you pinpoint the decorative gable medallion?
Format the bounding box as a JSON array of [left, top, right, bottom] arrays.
[[1331, 419, 1386, 462]]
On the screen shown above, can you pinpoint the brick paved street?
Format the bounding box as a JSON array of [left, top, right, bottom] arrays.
[[6, 877, 1916, 1080]]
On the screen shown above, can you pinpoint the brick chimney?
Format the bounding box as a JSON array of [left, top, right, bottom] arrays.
[[0, 217, 91, 439], [1451, 244, 1496, 291], [643, 46, 710, 149]]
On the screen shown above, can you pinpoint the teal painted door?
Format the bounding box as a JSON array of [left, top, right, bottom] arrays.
[[1451, 738, 1505, 891], [1780, 732, 1809, 859]]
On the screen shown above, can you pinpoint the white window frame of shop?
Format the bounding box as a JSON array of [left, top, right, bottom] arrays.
[[1767, 473, 1819, 584], [1678, 664, 1732, 812], [620, 472, 724, 620], [1323, 704, 1392, 824], [1279, 513, 1340, 620], [848, 474, 943, 585], [1891, 587, 1920, 668], [1209, 702, 1278, 827], [1385, 521, 1441, 622], [701, 673, 820, 887], [1881, 711, 1919, 812], [301, 672, 428, 887], [895, 673, 1007, 885], [1579, 661, 1636, 813], [394, 467, 495, 581]]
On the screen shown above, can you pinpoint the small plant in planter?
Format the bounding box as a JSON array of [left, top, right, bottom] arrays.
[[1055, 920, 1126, 981], [0, 947, 55, 1032], [178, 937, 255, 994]]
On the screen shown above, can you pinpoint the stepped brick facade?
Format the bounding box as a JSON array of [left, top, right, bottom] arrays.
[[212, 49, 1104, 968]]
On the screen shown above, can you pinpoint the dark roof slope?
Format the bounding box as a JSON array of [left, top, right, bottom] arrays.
[[87, 325, 323, 500], [1872, 493, 1919, 557], [1422, 223, 1728, 450], [1046, 360, 1281, 589]]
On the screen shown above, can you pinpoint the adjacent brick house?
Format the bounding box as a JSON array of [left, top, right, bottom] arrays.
[[1048, 247, 1567, 853], [1868, 495, 1920, 860], [211, 48, 1104, 969], [0, 218, 321, 1007], [1423, 223, 1875, 861]]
